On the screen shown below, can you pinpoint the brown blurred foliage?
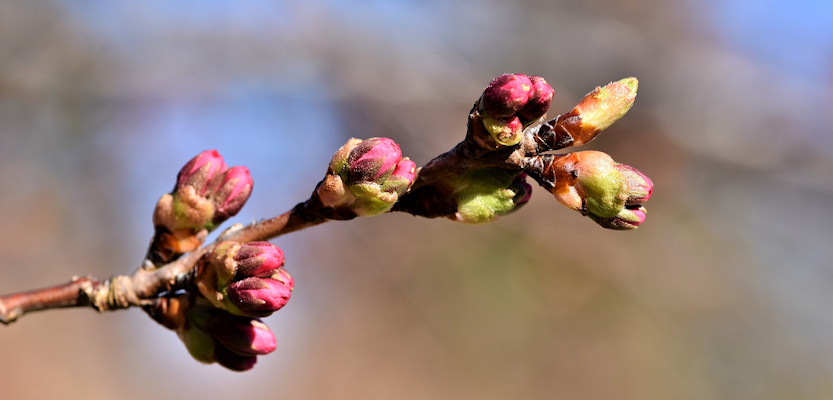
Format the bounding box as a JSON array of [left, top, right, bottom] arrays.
[[1, 1, 831, 399]]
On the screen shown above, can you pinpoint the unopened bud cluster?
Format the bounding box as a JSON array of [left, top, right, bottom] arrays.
[[152, 150, 253, 257], [316, 137, 417, 216], [196, 241, 294, 318], [525, 151, 653, 229], [149, 295, 278, 371], [475, 74, 555, 147]]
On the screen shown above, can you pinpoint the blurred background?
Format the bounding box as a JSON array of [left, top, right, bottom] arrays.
[[1, 1, 831, 399]]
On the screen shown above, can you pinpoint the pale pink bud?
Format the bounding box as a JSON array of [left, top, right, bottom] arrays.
[[517, 76, 554, 123], [381, 158, 417, 196], [346, 137, 402, 183], [212, 166, 253, 221], [177, 150, 228, 195], [205, 312, 277, 356], [226, 277, 293, 316], [234, 241, 285, 278], [481, 74, 533, 117]]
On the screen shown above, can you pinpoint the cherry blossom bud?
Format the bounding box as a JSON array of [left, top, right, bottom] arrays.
[[578, 77, 638, 133], [517, 76, 554, 124], [212, 166, 253, 222], [345, 137, 402, 183], [234, 241, 285, 279], [619, 164, 653, 205], [481, 115, 524, 146], [381, 158, 417, 196], [226, 277, 293, 317], [177, 150, 228, 195], [451, 169, 531, 224], [551, 78, 638, 148], [317, 137, 417, 216], [589, 205, 647, 230], [524, 151, 653, 230], [481, 74, 533, 117], [204, 312, 277, 356]]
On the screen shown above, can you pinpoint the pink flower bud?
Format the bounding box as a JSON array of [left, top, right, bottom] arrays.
[[177, 150, 228, 195], [481, 115, 524, 146], [618, 164, 653, 205], [346, 137, 402, 184], [212, 166, 253, 221], [517, 76, 554, 123], [381, 158, 417, 196], [226, 277, 292, 317], [234, 241, 285, 278], [589, 205, 647, 230], [481, 74, 533, 118], [205, 312, 277, 356]]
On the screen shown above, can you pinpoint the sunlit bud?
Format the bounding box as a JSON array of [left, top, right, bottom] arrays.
[[328, 138, 363, 176], [345, 137, 402, 183], [272, 267, 294, 291], [481, 115, 524, 147], [234, 241, 285, 279], [536, 151, 652, 229], [176, 150, 228, 195], [517, 76, 554, 124], [451, 169, 531, 224], [226, 277, 293, 317], [588, 205, 647, 230], [619, 164, 653, 205], [204, 312, 277, 356], [554, 78, 638, 147], [481, 74, 533, 118], [318, 137, 416, 217], [214, 344, 258, 372], [381, 158, 417, 196], [212, 166, 253, 223]]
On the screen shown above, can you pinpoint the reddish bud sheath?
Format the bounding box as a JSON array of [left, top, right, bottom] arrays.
[[177, 150, 228, 195], [234, 241, 286, 278], [212, 166, 253, 221], [226, 277, 293, 316], [481, 74, 533, 118]]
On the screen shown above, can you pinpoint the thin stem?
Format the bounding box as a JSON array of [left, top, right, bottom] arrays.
[[0, 198, 331, 325]]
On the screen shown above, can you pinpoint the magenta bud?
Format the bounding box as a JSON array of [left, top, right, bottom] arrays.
[[205, 312, 277, 356], [381, 158, 417, 196], [234, 241, 285, 278], [212, 166, 253, 221], [517, 76, 554, 123], [214, 344, 258, 371], [346, 137, 402, 183], [618, 164, 653, 205], [481, 74, 533, 118], [589, 205, 647, 230], [226, 277, 293, 316], [272, 267, 295, 291], [177, 150, 228, 195]]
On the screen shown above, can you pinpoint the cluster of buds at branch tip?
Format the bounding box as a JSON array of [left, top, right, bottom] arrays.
[[472, 74, 554, 148], [195, 241, 294, 318], [523, 151, 653, 229], [316, 137, 417, 217], [150, 150, 253, 262], [450, 169, 532, 224]]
